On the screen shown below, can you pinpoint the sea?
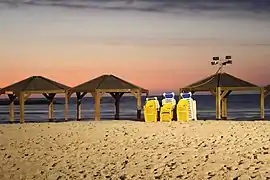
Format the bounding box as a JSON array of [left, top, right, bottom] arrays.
[[0, 94, 270, 123]]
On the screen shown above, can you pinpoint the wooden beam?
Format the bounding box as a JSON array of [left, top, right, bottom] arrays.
[[210, 89, 216, 96], [264, 91, 269, 99], [221, 87, 260, 91], [180, 86, 260, 92], [220, 90, 229, 99], [24, 93, 31, 102], [8, 94, 16, 123], [21, 90, 66, 94], [260, 87, 265, 119], [42, 93, 49, 99], [98, 89, 133, 93], [19, 92, 25, 123], [216, 87, 221, 120]]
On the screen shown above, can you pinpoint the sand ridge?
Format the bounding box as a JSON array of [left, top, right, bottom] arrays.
[[0, 120, 270, 180]]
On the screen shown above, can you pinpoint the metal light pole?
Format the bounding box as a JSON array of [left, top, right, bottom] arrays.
[[211, 56, 232, 73], [211, 56, 232, 120]]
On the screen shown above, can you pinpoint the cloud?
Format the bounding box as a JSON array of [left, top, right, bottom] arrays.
[[54, 35, 270, 47], [1, 0, 270, 14]]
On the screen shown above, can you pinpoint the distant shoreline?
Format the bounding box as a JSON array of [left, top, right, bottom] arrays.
[[0, 99, 63, 105]]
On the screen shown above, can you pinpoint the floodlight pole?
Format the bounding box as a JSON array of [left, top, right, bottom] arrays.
[[211, 55, 232, 120], [211, 56, 232, 73], [219, 62, 224, 73]]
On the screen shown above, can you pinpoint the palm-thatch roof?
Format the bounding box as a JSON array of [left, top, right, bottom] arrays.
[[70, 74, 148, 93], [181, 72, 258, 91], [0, 76, 70, 94]]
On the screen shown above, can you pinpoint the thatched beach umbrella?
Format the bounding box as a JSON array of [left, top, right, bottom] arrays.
[[179, 72, 264, 120], [69, 74, 149, 121], [0, 76, 70, 123]]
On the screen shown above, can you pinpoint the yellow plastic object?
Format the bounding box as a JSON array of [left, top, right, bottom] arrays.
[[160, 103, 174, 122], [144, 100, 158, 122], [177, 99, 189, 121]]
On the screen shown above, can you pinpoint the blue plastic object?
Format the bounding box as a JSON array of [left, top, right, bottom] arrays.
[[181, 92, 192, 99]]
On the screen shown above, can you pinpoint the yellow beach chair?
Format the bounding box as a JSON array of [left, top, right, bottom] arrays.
[[160, 92, 176, 122], [177, 92, 197, 121], [177, 99, 189, 121], [144, 97, 160, 122]]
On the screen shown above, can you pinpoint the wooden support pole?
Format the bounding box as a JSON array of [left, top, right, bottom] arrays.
[[94, 92, 101, 121], [65, 92, 69, 121], [215, 87, 221, 120], [221, 98, 227, 119], [48, 93, 56, 121], [19, 92, 25, 123], [115, 100, 120, 119], [137, 91, 142, 120], [114, 93, 120, 120], [43, 93, 56, 121], [8, 94, 16, 123], [110, 92, 124, 120], [260, 87, 265, 119], [220, 90, 231, 120], [49, 99, 53, 120], [75, 92, 87, 120], [76, 92, 82, 120]]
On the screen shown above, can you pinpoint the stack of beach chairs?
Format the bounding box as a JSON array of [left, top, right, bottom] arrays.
[[143, 92, 197, 122]]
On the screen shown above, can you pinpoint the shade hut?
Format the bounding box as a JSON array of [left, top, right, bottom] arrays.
[[179, 72, 264, 119], [69, 74, 149, 120], [0, 76, 70, 123]]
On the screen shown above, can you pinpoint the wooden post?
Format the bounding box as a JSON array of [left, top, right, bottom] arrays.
[[19, 92, 25, 123], [75, 92, 87, 120], [43, 93, 56, 121], [216, 87, 221, 120], [115, 96, 120, 120], [260, 87, 265, 119], [137, 91, 142, 120], [110, 92, 124, 120], [8, 94, 16, 123], [48, 93, 55, 121], [76, 92, 82, 120], [94, 92, 101, 121], [221, 98, 227, 119], [65, 92, 69, 121]]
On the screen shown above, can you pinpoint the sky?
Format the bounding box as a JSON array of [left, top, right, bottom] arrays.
[[1, 0, 270, 94]]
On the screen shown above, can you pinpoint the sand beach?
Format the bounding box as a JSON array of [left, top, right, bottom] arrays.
[[0, 120, 270, 180]]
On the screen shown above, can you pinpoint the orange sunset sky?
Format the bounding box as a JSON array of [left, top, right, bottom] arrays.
[[1, 0, 270, 94]]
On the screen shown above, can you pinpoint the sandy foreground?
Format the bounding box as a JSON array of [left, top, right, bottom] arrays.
[[0, 120, 270, 180]]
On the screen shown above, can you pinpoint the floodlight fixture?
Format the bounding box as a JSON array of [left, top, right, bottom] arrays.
[[210, 55, 232, 73], [213, 56, 219, 61], [211, 61, 218, 65], [225, 56, 231, 60]]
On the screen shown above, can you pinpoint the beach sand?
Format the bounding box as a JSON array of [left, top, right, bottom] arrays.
[[0, 120, 270, 180]]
